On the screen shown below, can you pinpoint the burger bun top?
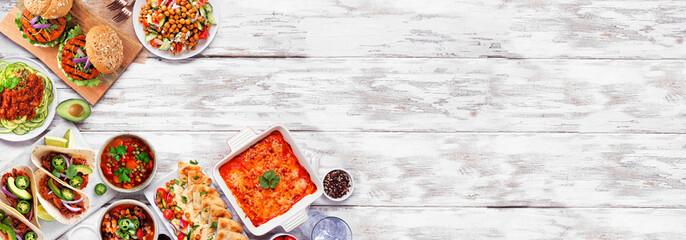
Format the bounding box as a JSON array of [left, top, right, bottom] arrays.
[[85, 25, 123, 74]]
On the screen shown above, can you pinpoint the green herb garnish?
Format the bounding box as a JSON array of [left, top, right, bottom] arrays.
[[2, 77, 21, 90], [109, 145, 128, 161], [114, 167, 132, 183], [210, 221, 217, 229], [65, 165, 78, 179], [181, 196, 187, 204], [190, 159, 198, 165], [259, 170, 280, 190], [135, 152, 151, 163]]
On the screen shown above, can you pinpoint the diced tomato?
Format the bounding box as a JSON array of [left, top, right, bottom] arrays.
[[136, 229, 144, 239], [180, 218, 188, 228], [177, 232, 185, 240], [197, 0, 207, 6], [143, 21, 150, 28], [165, 192, 174, 203], [163, 209, 174, 220], [127, 145, 134, 151], [103, 167, 114, 176], [156, 188, 167, 198], [126, 160, 138, 169], [198, 28, 208, 40], [284, 236, 296, 240]]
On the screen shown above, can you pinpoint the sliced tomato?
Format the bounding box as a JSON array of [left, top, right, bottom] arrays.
[[165, 192, 174, 203], [198, 28, 208, 40], [156, 188, 167, 198], [177, 232, 185, 240], [163, 209, 174, 220], [197, 0, 207, 7]]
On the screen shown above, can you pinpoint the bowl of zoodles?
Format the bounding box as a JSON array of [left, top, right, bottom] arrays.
[[0, 57, 56, 142]]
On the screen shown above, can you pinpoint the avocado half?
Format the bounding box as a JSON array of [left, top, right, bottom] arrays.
[[56, 99, 91, 122]]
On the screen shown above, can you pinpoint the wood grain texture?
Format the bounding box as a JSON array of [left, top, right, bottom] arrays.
[[2, 0, 686, 59], [0, 0, 143, 104], [37, 58, 686, 133]]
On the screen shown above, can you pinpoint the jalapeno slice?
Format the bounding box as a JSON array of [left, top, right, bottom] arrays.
[[52, 155, 66, 171], [16, 200, 30, 214], [118, 218, 133, 230], [24, 231, 37, 240], [14, 176, 30, 190], [95, 183, 107, 195], [60, 188, 74, 201], [69, 176, 83, 188]]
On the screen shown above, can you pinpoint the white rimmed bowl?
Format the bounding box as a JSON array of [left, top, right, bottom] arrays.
[[131, 0, 220, 60], [0, 57, 57, 142], [97, 134, 157, 193], [322, 168, 354, 202], [97, 199, 159, 240], [270, 233, 298, 240]]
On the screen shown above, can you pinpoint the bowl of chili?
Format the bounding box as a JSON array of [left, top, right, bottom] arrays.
[[97, 134, 157, 193], [98, 199, 158, 240]]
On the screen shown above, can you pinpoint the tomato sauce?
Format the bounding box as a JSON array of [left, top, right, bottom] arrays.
[[0, 72, 44, 121]]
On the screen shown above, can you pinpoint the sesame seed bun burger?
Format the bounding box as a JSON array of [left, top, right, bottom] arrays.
[[15, 0, 73, 47], [57, 25, 123, 87]]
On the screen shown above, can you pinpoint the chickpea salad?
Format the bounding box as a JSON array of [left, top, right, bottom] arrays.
[[138, 0, 216, 55]]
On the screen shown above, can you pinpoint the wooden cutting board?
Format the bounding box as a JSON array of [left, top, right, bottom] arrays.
[[0, 0, 143, 105]]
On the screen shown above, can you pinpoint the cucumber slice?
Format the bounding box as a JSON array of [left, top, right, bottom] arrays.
[[199, 7, 206, 20], [0, 127, 12, 134], [0, 120, 17, 130], [203, 2, 212, 13], [207, 11, 216, 25], [159, 38, 171, 51], [145, 33, 158, 42], [13, 127, 27, 135], [197, 22, 203, 31]]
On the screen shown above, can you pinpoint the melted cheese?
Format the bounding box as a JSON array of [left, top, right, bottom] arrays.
[[219, 132, 317, 226]]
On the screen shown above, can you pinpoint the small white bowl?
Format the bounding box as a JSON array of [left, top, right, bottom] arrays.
[[97, 199, 159, 240], [97, 133, 158, 193], [270, 233, 298, 240], [322, 168, 354, 201]]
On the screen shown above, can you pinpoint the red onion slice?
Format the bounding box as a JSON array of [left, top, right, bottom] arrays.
[[72, 57, 88, 64], [27, 206, 33, 221], [84, 58, 91, 70], [76, 48, 85, 57], [61, 197, 83, 204], [29, 16, 38, 25], [1, 186, 18, 199], [31, 23, 50, 29], [62, 201, 81, 212], [16, 233, 22, 240]]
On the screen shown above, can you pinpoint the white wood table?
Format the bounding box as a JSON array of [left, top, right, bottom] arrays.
[[3, 0, 686, 239]]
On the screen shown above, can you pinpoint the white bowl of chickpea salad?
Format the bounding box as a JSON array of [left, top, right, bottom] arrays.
[[132, 0, 218, 59]]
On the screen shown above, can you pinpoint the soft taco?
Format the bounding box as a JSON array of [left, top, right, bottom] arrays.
[[31, 145, 95, 190], [0, 166, 39, 228], [33, 169, 89, 225], [0, 202, 43, 240]]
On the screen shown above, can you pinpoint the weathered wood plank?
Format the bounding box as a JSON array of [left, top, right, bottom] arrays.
[[34, 129, 680, 208], [3, 0, 686, 59], [55, 205, 686, 239], [41, 58, 686, 133]]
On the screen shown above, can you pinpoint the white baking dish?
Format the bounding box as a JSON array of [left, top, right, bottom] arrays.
[[212, 125, 323, 236]]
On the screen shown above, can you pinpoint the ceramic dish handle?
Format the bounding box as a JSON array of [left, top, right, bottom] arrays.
[[226, 127, 258, 153], [281, 209, 308, 232]]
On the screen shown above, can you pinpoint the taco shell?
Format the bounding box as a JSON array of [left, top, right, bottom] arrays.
[[33, 169, 90, 225], [0, 202, 43, 240], [0, 165, 40, 228], [31, 145, 96, 190]]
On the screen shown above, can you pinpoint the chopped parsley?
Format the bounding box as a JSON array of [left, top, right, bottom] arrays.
[[135, 152, 151, 163], [109, 145, 127, 161]]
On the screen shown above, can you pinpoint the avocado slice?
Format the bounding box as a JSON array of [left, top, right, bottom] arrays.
[[71, 165, 93, 175], [7, 177, 31, 200], [0, 223, 16, 240], [56, 99, 91, 122], [47, 179, 63, 199]]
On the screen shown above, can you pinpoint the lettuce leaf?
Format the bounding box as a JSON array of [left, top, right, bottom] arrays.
[[57, 25, 101, 87]]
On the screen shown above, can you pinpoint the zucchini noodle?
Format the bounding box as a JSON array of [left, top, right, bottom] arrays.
[[0, 62, 54, 135]]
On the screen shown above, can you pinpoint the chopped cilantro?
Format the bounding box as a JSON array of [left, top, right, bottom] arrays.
[[114, 167, 132, 183], [135, 152, 151, 163], [189, 159, 198, 165], [181, 196, 187, 204]]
